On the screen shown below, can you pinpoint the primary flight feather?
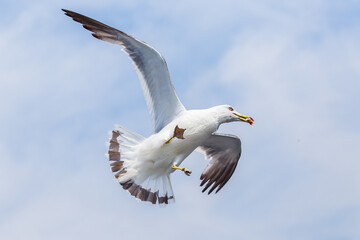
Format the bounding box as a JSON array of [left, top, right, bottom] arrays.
[[63, 9, 254, 204]]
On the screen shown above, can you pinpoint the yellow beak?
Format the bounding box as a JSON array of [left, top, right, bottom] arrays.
[[233, 113, 254, 125]]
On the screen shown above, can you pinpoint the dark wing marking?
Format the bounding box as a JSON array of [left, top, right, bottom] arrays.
[[198, 133, 242, 194]]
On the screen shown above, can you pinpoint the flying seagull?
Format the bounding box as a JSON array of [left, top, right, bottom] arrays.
[[63, 9, 254, 205]]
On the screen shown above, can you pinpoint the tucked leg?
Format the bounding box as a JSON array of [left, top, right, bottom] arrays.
[[164, 136, 174, 144], [165, 125, 186, 144]]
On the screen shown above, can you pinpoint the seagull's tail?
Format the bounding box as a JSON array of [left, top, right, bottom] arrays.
[[107, 125, 175, 205]]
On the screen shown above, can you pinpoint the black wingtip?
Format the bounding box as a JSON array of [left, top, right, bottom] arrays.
[[215, 187, 222, 194], [208, 187, 216, 195], [62, 9, 80, 19], [62, 9, 73, 18], [92, 33, 101, 40]]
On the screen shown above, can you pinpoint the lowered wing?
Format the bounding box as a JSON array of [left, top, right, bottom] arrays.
[[198, 133, 242, 194]]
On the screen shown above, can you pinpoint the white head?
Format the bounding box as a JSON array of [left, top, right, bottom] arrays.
[[211, 105, 254, 125]]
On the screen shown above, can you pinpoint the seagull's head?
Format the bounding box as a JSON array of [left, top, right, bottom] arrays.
[[213, 105, 254, 125]]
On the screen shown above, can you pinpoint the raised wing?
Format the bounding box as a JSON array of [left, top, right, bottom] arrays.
[[198, 133, 242, 194], [63, 9, 186, 133]]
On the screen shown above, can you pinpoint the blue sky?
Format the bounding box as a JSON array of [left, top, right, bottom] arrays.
[[1, 0, 359, 239]]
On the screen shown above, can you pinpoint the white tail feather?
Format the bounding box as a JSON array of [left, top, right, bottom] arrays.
[[107, 125, 175, 204]]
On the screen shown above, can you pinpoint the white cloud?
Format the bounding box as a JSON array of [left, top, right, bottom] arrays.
[[0, 1, 359, 240]]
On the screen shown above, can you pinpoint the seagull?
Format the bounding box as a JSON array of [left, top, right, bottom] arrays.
[[63, 9, 254, 205]]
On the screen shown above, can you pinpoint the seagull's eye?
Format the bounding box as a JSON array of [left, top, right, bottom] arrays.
[[228, 107, 234, 111]]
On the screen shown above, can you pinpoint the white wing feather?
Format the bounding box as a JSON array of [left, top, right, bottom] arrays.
[[63, 9, 186, 132]]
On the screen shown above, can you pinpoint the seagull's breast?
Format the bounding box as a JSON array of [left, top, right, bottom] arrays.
[[133, 110, 218, 171], [161, 110, 218, 153], [178, 112, 217, 140]]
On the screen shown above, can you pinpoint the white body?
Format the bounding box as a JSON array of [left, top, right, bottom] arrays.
[[118, 109, 219, 185]]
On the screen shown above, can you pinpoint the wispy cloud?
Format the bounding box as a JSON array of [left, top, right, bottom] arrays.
[[0, 1, 359, 240]]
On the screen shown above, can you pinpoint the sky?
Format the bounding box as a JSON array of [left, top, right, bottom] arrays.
[[1, 0, 360, 239]]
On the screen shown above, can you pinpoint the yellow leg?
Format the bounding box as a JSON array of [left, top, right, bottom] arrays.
[[164, 136, 174, 144], [171, 163, 192, 176], [164, 125, 186, 144]]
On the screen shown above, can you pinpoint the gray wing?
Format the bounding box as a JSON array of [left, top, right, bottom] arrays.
[[63, 9, 186, 133], [198, 133, 242, 194]]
